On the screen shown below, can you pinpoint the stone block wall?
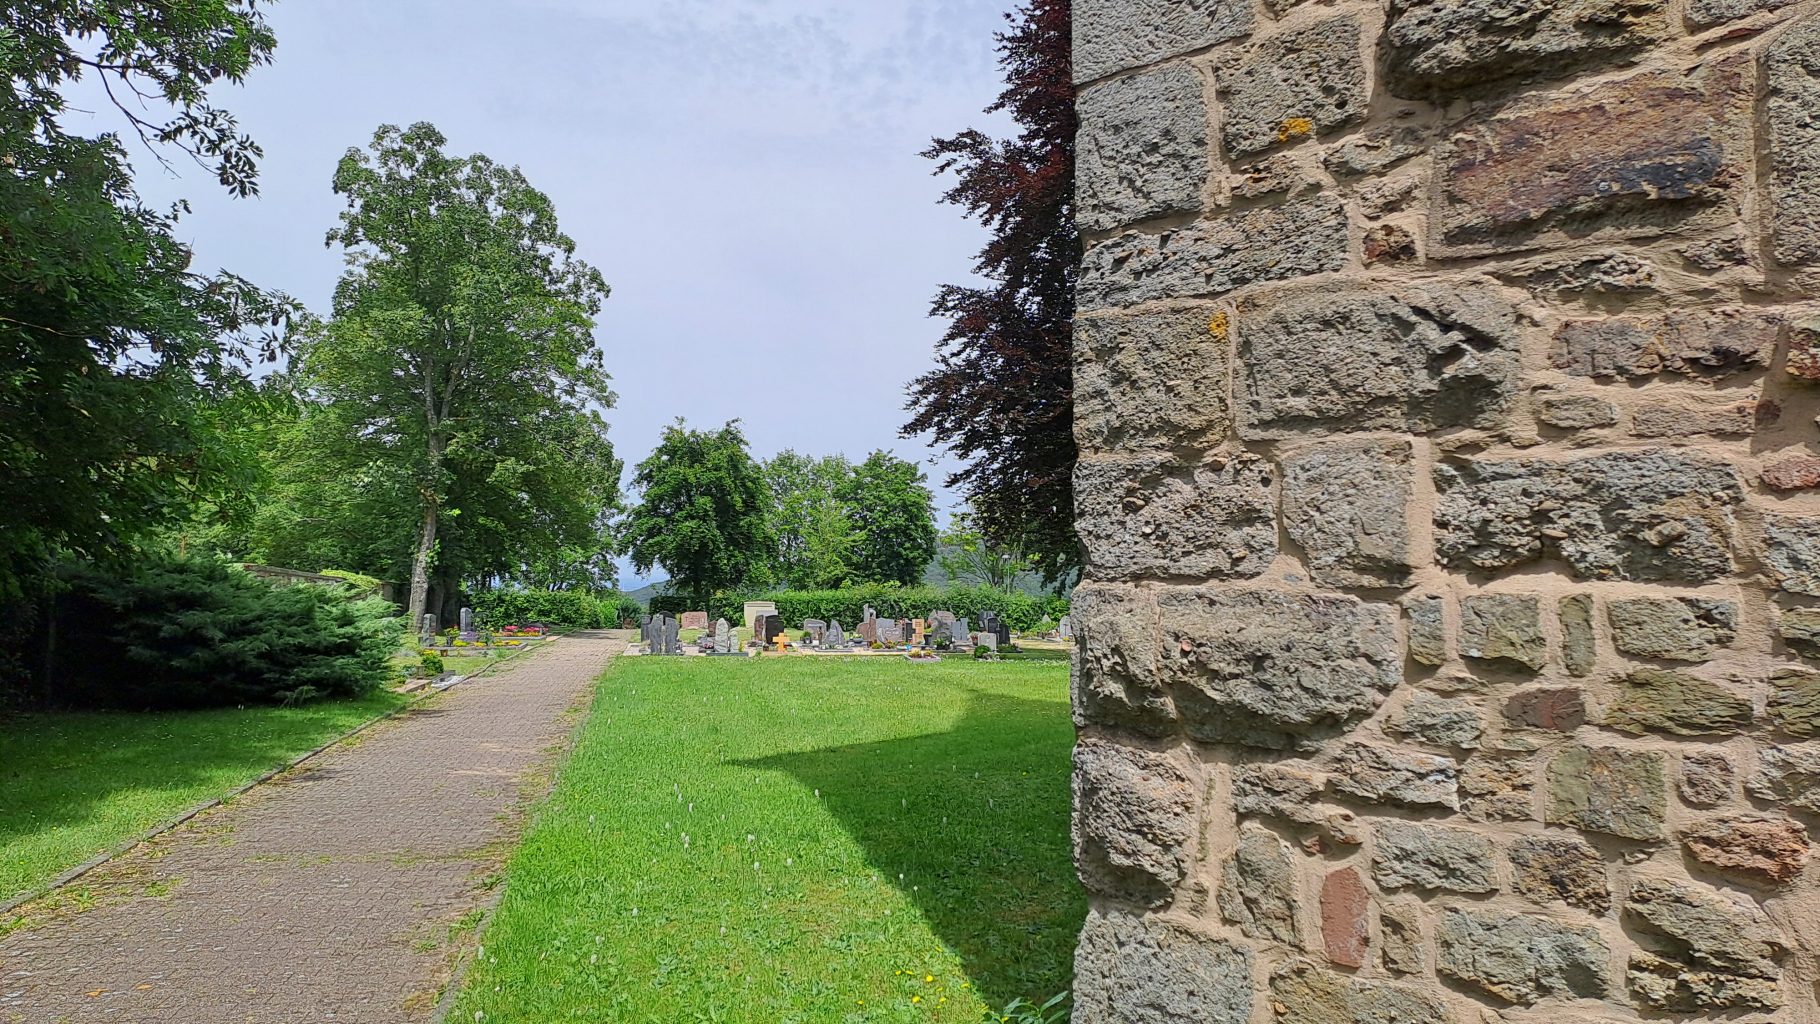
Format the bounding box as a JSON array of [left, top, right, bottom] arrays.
[[1069, 2, 1820, 1021]]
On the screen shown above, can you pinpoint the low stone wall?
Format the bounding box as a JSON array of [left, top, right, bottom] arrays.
[[1071, 1, 1820, 1021]]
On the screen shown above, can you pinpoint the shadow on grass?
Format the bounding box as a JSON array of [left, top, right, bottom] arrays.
[[740, 689, 1083, 1009]]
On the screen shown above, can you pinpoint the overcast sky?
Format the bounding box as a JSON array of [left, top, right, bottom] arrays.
[[77, 0, 1018, 587]]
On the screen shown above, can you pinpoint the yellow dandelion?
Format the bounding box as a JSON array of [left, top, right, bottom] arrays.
[[924, 974, 933, 983], [912, 995, 922, 1004]]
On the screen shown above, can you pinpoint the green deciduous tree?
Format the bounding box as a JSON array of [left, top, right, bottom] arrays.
[[762, 451, 855, 590], [937, 511, 1037, 593], [622, 421, 772, 610], [838, 452, 937, 587]]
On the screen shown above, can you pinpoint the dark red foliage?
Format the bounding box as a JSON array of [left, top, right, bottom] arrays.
[[902, 0, 1079, 585]]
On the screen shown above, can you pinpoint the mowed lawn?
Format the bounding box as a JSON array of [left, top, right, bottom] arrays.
[[453, 655, 1081, 1023], [0, 690, 408, 906]]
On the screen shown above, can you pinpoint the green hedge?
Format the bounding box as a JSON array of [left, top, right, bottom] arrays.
[[700, 584, 1068, 633], [470, 588, 643, 630]]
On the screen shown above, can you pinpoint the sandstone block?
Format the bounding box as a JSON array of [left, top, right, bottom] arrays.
[[1072, 0, 1255, 83], [1515, 250, 1661, 295], [1547, 745, 1667, 840], [1075, 309, 1231, 453], [1320, 868, 1369, 968], [1361, 224, 1417, 266], [1762, 456, 1820, 493], [1070, 584, 1174, 736], [1435, 908, 1611, 1005], [1607, 597, 1737, 661], [1434, 65, 1750, 256], [1388, 692, 1483, 750], [1509, 834, 1610, 913], [1560, 594, 1596, 675], [1236, 283, 1522, 439], [1434, 450, 1743, 582], [1232, 762, 1326, 823], [1380, 901, 1425, 975], [1371, 820, 1496, 893], [1216, 823, 1301, 944], [1384, 0, 1667, 96], [1768, 14, 1820, 265], [1688, 0, 1802, 25], [1329, 743, 1459, 810], [1768, 668, 1820, 736], [1072, 908, 1254, 1024], [1073, 739, 1198, 906], [1538, 395, 1618, 430], [1748, 744, 1820, 814], [1462, 754, 1537, 822], [1280, 440, 1415, 588], [1214, 15, 1366, 158], [1504, 688, 1586, 732], [1077, 65, 1208, 233], [1075, 453, 1275, 582], [1624, 878, 1785, 1010], [1606, 669, 1753, 737], [1078, 196, 1349, 310], [1458, 593, 1545, 670], [1628, 950, 1784, 1013], [1549, 308, 1779, 380], [1160, 588, 1400, 750], [1323, 124, 1426, 178], [1763, 513, 1820, 596], [1630, 399, 1762, 438], [1269, 960, 1448, 1024], [1405, 595, 1446, 667], [1229, 153, 1315, 200], [1680, 814, 1811, 886], [1680, 750, 1737, 807]]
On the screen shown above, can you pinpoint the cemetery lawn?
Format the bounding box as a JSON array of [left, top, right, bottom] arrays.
[[0, 690, 409, 906], [453, 655, 1081, 1023]]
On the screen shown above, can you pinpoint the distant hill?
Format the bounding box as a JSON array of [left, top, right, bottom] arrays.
[[624, 579, 670, 608]]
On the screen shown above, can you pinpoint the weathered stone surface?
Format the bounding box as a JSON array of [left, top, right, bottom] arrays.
[[1215, 16, 1366, 157], [1071, 584, 1174, 736], [1782, 608, 1820, 656], [1789, 317, 1820, 381], [1560, 594, 1596, 676], [1380, 901, 1425, 975], [1321, 868, 1369, 968], [1462, 754, 1536, 822], [1550, 308, 1779, 380], [1075, 453, 1275, 582], [1071, 908, 1254, 1024], [1434, 450, 1743, 582], [1763, 514, 1820, 596], [1768, 15, 1820, 265], [1361, 224, 1418, 265], [1323, 124, 1426, 178], [1078, 65, 1208, 233], [1405, 595, 1446, 667], [1688, 0, 1802, 25], [1681, 814, 1811, 886], [1384, 0, 1667, 96], [1504, 688, 1586, 732], [1682, 229, 1754, 270], [1769, 668, 1820, 736], [1159, 588, 1400, 750], [1079, 195, 1349, 311], [1624, 878, 1785, 1008], [1435, 908, 1611, 1005], [1514, 250, 1661, 294], [1269, 960, 1448, 1024], [1358, 173, 1422, 218], [1280, 440, 1415, 588], [1762, 456, 1820, 493], [1630, 398, 1761, 438], [1232, 762, 1325, 823], [1547, 745, 1667, 840], [1538, 395, 1618, 430], [1389, 692, 1483, 749], [1748, 744, 1820, 814], [1607, 597, 1737, 661], [1607, 669, 1753, 737], [1434, 65, 1750, 256], [1072, 0, 1255, 83], [1073, 739, 1198, 906], [1217, 823, 1301, 944], [1330, 743, 1459, 810], [1229, 153, 1315, 200], [1458, 593, 1545, 670], [1075, 309, 1230, 453], [1371, 820, 1496, 893], [1237, 283, 1522, 438], [1679, 750, 1736, 807], [1509, 834, 1610, 912]]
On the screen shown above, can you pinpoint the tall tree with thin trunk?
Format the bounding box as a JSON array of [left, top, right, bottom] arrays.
[[301, 123, 612, 628], [902, 0, 1079, 586]]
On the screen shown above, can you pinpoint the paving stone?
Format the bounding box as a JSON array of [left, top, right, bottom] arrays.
[[1214, 15, 1367, 157], [1371, 820, 1496, 893], [1549, 308, 1779, 380], [1320, 868, 1369, 968], [1071, 907, 1254, 1024], [1763, 513, 1820, 596], [1435, 907, 1611, 1005], [1159, 588, 1400, 750], [1078, 65, 1209, 233], [1280, 440, 1415, 588], [1606, 669, 1754, 736], [1078, 195, 1349, 310], [1458, 593, 1545, 671], [1075, 452, 1276, 582], [1559, 594, 1596, 675], [1748, 744, 1820, 815], [1073, 739, 1199, 907], [1623, 877, 1786, 1011], [1546, 744, 1667, 840], [1330, 743, 1459, 810], [1388, 692, 1483, 749], [1074, 308, 1231, 453], [1269, 960, 1448, 1024], [1509, 834, 1610, 912], [1072, 0, 1255, 83], [1768, 14, 1820, 265], [1070, 583, 1174, 737], [1768, 668, 1820, 737], [1503, 688, 1586, 732], [1216, 823, 1301, 944], [1679, 750, 1737, 807], [1384, 0, 1668, 96], [1680, 814, 1812, 886], [1607, 596, 1737, 661], [1236, 283, 1522, 439]]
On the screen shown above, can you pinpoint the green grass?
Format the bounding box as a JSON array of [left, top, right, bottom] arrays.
[[0, 689, 409, 904], [454, 656, 1080, 1023]]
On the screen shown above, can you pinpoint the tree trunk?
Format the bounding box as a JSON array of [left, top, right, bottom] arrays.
[[406, 499, 439, 632]]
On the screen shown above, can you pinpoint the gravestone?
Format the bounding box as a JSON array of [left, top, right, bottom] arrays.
[[661, 614, 681, 655], [711, 618, 736, 655], [980, 612, 1011, 648], [857, 615, 879, 644], [802, 619, 827, 645], [421, 613, 438, 642], [743, 600, 779, 633], [681, 610, 709, 630], [878, 618, 904, 645], [459, 607, 473, 632], [977, 631, 998, 653], [826, 620, 845, 647], [1058, 615, 1073, 639], [950, 617, 971, 646], [757, 613, 785, 646], [912, 618, 927, 646]]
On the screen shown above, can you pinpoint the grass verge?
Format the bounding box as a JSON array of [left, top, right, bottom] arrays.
[[452, 655, 1080, 1023]]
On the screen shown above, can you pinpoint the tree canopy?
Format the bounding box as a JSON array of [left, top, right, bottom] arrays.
[[838, 452, 938, 588], [622, 421, 773, 609], [762, 451, 856, 590]]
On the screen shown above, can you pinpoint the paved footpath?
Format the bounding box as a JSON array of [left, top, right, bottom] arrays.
[[1, 631, 623, 1024]]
